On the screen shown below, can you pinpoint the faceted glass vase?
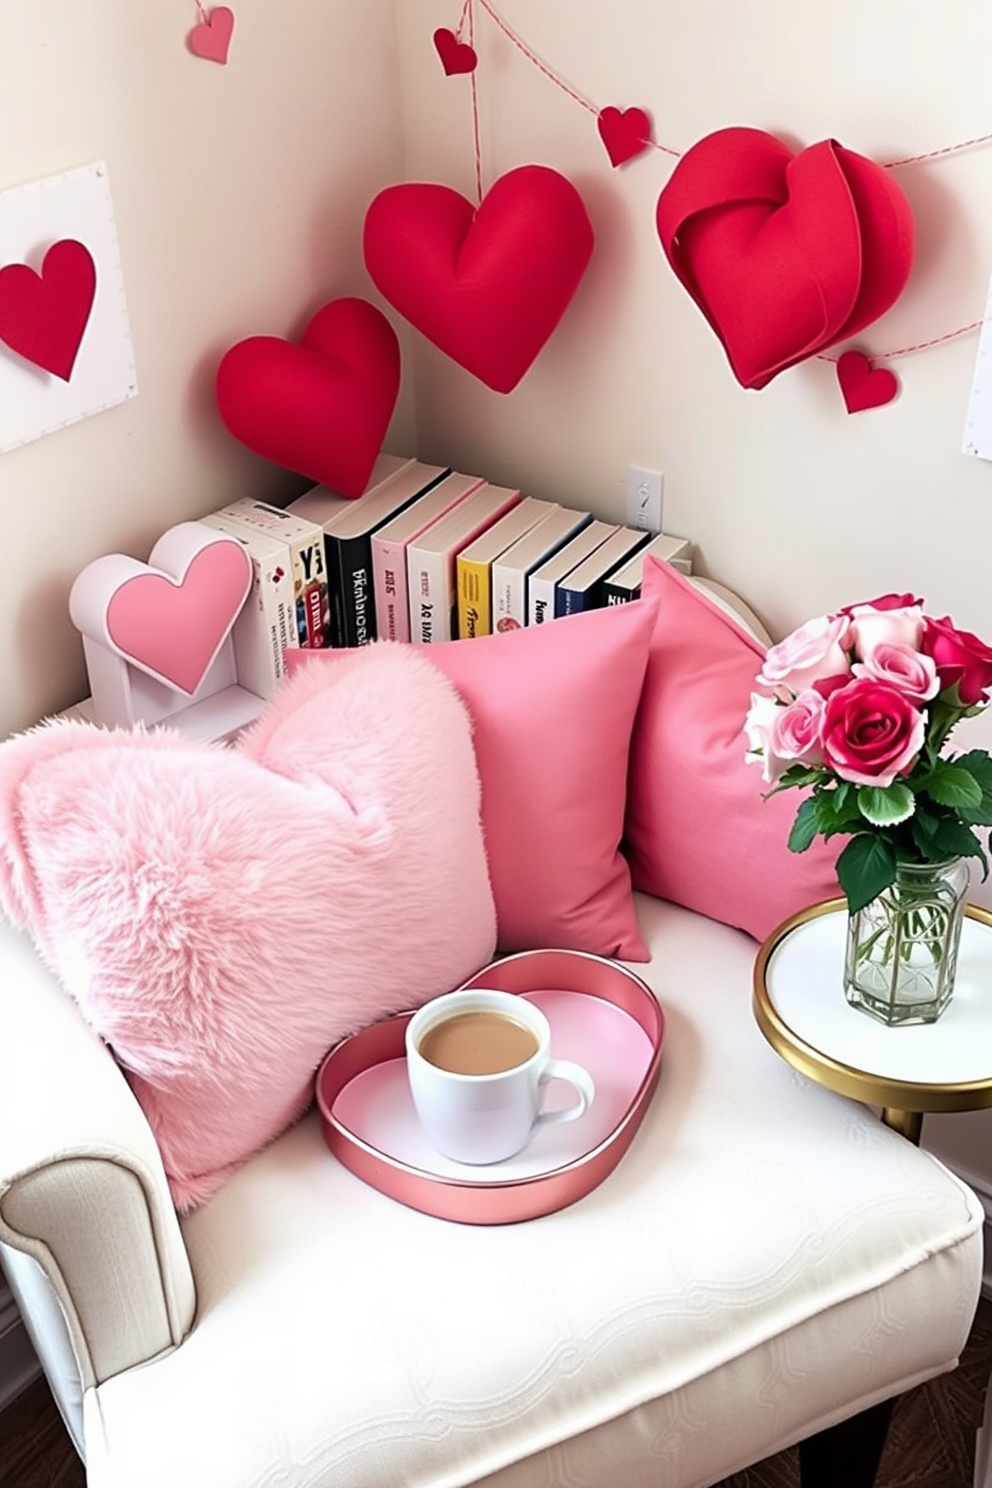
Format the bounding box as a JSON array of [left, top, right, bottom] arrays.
[[843, 857, 969, 1026]]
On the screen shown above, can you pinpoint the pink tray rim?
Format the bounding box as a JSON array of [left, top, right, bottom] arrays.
[[315, 948, 664, 1225]]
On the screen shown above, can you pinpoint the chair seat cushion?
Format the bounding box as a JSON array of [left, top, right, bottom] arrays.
[[82, 895, 984, 1488]]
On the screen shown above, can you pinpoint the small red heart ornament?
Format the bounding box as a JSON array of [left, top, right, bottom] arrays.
[[0, 239, 96, 381], [215, 296, 401, 498], [363, 165, 595, 393], [598, 107, 652, 167], [189, 6, 235, 63], [836, 349, 898, 413], [433, 27, 477, 75], [656, 128, 915, 390]]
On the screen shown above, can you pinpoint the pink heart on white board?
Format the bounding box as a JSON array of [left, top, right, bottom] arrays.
[[188, 6, 235, 64], [69, 523, 253, 696]]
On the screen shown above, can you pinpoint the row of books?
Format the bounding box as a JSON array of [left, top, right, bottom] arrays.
[[199, 454, 692, 699]]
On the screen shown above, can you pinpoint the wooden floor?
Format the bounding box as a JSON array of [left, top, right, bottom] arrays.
[[2, 1298, 991, 1487]]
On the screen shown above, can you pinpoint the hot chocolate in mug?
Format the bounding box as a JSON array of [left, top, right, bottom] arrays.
[[405, 987, 595, 1164]]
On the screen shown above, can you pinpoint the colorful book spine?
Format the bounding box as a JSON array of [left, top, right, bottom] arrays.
[[602, 533, 694, 605], [527, 520, 618, 626], [370, 473, 486, 644], [455, 495, 557, 640], [407, 485, 523, 643], [211, 500, 331, 650], [554, 527, 651, 617], [490, 506, 591, 632]]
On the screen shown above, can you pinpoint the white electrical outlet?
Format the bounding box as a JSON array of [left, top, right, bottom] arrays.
[[626, 464, 664, 534]]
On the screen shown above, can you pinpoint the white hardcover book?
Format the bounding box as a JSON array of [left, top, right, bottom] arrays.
[[527, 520, 618, 625], [407, 483, 522, 643], [492, 506, 591, 632], [371, 472, 486, 644], [287, 452, 414, 527], [198, 512, 295, 698], [212, 500, 330, 649]]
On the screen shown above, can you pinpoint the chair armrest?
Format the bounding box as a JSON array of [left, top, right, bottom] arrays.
[[0, 920, 196, 1388]]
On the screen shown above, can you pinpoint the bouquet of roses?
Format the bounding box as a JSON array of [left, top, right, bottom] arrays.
[[744, 593, 992, 913]]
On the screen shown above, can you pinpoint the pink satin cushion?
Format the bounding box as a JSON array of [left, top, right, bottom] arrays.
[[624, 557, 841, 939], [287, 594, 659, 960]]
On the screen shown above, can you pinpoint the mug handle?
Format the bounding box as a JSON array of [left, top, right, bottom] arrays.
[[535, 1060, 595, 1128]]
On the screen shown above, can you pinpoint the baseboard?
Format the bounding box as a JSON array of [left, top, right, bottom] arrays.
[[0, 1282, 41, 1414]]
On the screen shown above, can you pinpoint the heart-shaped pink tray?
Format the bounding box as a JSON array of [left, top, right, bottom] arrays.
[[315, 948, 664, 1225]]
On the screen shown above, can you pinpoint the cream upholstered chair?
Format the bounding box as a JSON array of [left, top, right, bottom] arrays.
[[0, 890, 983, 1488]]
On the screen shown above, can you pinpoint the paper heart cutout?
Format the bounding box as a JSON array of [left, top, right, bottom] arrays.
[[598, 107, 652, 167], [70, 523, 252, 696], [0, 239, 96, 381], [215, 296, 401, 498], [836, 349, 899, 413], [656, 127, 915, 390], [188, 5, 235, 63], [363, 165, 595, 393], [433, 27, 477, 74]]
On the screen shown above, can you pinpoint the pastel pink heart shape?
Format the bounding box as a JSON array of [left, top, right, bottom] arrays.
[[188, 6, 235, 64], [836, 350, 899, 413]]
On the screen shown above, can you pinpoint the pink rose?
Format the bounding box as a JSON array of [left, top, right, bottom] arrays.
[[744, 692, 788, 783], [846, 602, 924, 659], [757, 614, 852, 697], [851, 642, 939, 702], [821, 678, 925, 787], [769, 690, 826, 765], [922, 616, 992, 706]]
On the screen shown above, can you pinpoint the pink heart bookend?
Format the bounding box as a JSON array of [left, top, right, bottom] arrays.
[[0, 239, 97, 381], [433, 27, 478, 75], [188, 6, 235, 64], [363, 165, 595, 393], [836, 349, 899, 413], [70, 523, 253, 697], [215, 296, 401, 498], [598, 107, 652, 168]]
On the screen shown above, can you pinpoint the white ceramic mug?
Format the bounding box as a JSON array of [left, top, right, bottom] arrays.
[[405, 988, 595, 1165]]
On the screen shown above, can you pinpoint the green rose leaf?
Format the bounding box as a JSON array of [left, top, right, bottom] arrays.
[[856, 782, 915, 827], [787, 797, 819, 853], [836, 834, 897, 914], [924, 763, 983, 810]]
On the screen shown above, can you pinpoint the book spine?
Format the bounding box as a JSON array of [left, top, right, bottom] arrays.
[[289, 532, 332, 649], [492, 560, 527, 631], [372, 534, 413, 643], [456, 555, 492, 639], [603, 580, 639, 606], [554, 583, 591, 618], [528, 572, 558, 626], [408, 545, 452, 644], [336, 533, 377, 647]]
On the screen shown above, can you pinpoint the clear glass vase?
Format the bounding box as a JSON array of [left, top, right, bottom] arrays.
[[843, 857, 969, 1026]]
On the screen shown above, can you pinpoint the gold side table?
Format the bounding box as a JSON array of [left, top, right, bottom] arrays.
[[753, 899, 992, 1145]]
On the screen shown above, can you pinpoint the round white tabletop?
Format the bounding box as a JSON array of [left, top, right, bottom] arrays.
[[753, 900, 992, 1138]]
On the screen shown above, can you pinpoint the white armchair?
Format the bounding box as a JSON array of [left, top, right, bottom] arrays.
[[0, 891, 983, 1488]]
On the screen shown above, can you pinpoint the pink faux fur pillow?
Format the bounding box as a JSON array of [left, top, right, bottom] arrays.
[[0, 648, 496, 1210]]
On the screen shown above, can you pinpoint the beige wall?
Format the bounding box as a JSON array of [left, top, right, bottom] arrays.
[[3, 4, 992, 1182]]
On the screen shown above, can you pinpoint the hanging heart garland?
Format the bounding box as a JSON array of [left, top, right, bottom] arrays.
[[0, 238, 97, 381], [215, 297, 401, 498], [188, 5, 235, 64], [434, 27, 478, 75], [836, 349, 899, 413], [655, 127, 916, 390], [597, 107, 653, 168], [363, 164, 594, 393]]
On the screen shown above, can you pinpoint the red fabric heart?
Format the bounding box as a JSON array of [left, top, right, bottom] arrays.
[[598, 107, 652, 167], [433, 27, 477, 75], [836, 349, 898, 413], [656, 128, 915, 390], [188, 6, 235, 64], [215, 296, 400, 498], [0, 239, 96, 381], [363, 165, 594, 394]]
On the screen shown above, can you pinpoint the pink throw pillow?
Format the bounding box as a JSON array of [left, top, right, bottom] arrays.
[[0, 647, 496, 1210], [624, 557, 841, 939], [287, 594, 659, 960]]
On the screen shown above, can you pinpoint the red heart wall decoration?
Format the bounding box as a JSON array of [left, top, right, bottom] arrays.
[[433, 27, 478, 75], [188, 6, 235, 64], [0, 239, 97, 381], [598, 107, 652, 168], [363, 165, 595, 394], [836, 349, 899, 413], [656, 127, 915, 390], [215, 296, 401, 498]]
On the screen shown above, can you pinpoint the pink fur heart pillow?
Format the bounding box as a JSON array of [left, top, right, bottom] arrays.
[[0, 648, 496, 1210]]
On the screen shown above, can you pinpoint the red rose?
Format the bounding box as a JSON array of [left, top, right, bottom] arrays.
[[922, 616, 992, 706], [821, 678, 925, 787], [838, 592, 923, 616]]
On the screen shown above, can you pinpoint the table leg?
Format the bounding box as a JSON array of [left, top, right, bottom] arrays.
[[880, 1108, 923, 1145]]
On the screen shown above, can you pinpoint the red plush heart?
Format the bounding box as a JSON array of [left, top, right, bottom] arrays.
[[836, 349, 898, 413], [656, 128, 915, 390], [214, 297, 401, 498], [188, 6, 235, 64], [433, 27, 477, 75], [0, 239, 96, 381], [363, 165, 594, 393], [598, 107, 652, 167]]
